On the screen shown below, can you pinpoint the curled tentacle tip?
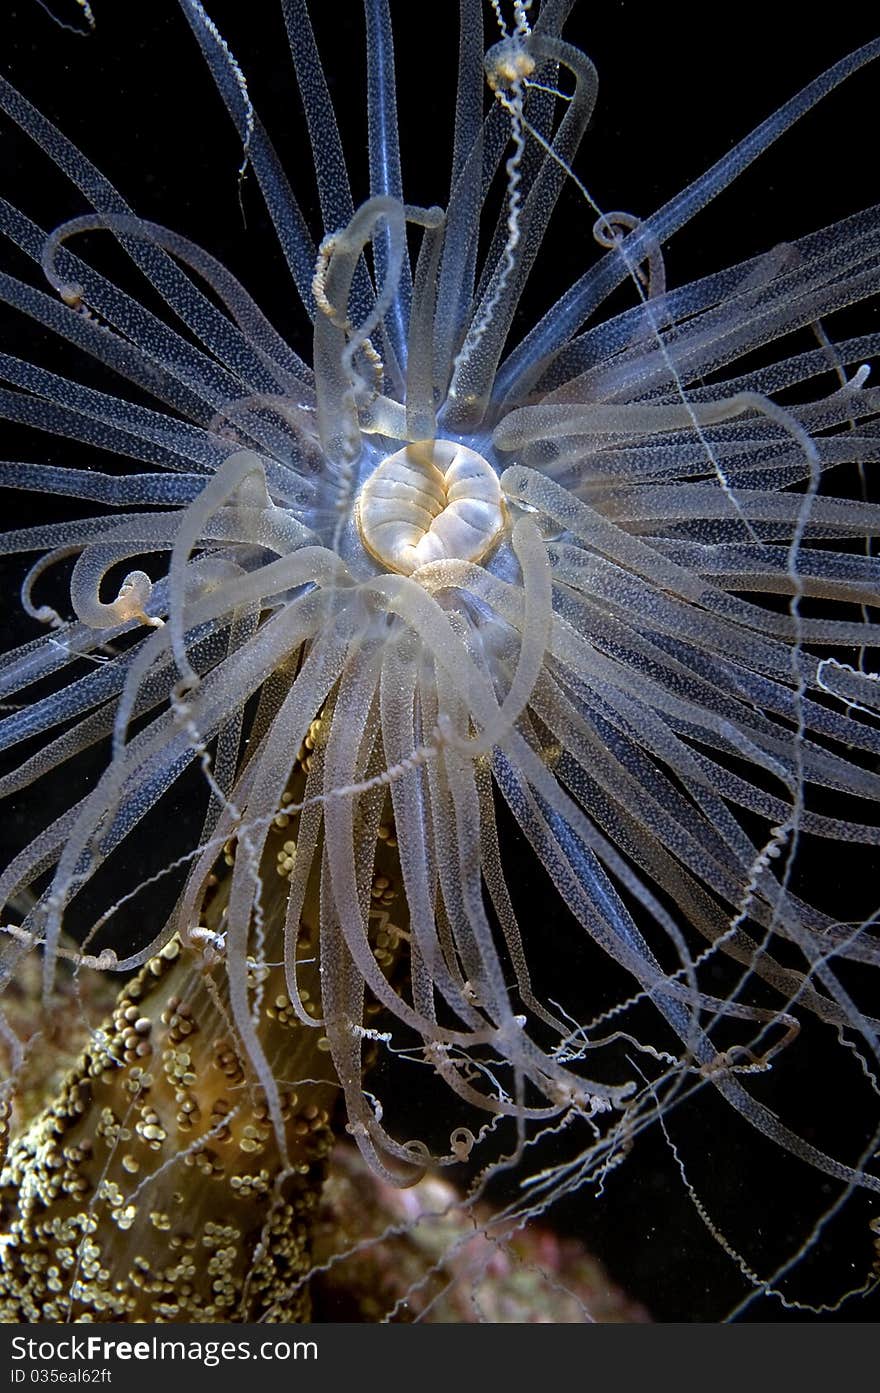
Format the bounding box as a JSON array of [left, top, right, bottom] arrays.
[[57, 283, 84, 308], [486, 38, 536, 92]]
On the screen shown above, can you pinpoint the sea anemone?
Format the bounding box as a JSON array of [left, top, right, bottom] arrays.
[[0, 0, 878, 1322]]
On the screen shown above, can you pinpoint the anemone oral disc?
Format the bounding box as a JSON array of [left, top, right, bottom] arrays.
[[356, 439, 505, 575]]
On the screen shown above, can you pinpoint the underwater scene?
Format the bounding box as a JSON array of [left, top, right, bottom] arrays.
[[0, 0, 877, 1323]]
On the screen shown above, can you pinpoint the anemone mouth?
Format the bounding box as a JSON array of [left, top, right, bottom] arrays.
[[355, 439, 506, 576]]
